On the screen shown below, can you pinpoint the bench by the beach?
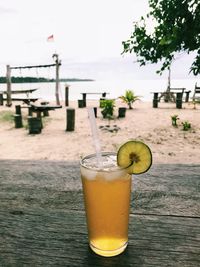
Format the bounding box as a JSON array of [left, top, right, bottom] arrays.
[[79, 92, 109, 107], [152, 88, 191, 108], [29, 102, 62, 118], [192, 83, 200, 108], [13, 103, 62, 134], [4, 97, 39, 105], [0, 88, 39, 106]]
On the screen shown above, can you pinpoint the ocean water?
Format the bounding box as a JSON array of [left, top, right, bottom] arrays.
[[0, 78, 198, 102]]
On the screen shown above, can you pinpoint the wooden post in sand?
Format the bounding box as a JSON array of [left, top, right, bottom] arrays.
[[14, 105, 23, 128], [6, 65, 12, 107], [52, 54, 61, 106], [14, 114, 23, 128], [66, 108, 75, 131], [82, 93, 87, 107], [118, 107, 126, 118], [78, 100, 84, 108], [28, 117, 42, 134], [41, 102, 49, 117], [153, 93, 159, 108], [15, 105, 22, 115], [0, 93, 4, 105], [65, 84, 69, 106], [176, 93, 183, 109]]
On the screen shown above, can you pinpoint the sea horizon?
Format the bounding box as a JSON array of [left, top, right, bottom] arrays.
[[0, 77, 198, 103]]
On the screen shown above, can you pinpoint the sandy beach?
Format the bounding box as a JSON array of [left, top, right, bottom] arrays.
[[0, 100, 199, 164]]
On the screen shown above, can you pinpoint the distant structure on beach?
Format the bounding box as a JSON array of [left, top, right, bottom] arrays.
[[5, 54, 61, 106]]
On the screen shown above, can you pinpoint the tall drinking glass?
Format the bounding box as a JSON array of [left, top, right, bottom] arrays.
[[80, 152, 131, 257]]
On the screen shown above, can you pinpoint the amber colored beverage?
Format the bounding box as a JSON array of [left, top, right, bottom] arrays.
[[80, 152, 131, 257]]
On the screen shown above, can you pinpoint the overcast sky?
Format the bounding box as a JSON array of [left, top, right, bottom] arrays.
[[0, 0, 149, 64], [0, 0, 198, 80]]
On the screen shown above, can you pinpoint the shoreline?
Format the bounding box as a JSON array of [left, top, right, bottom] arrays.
[[0, 78, 199, 103], [0, 100, 200, 164]]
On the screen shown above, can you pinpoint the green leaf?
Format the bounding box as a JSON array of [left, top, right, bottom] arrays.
[[122, 0, 200, 76]]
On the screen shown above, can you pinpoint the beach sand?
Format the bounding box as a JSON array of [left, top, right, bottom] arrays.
[[0, 100, 199, 164]]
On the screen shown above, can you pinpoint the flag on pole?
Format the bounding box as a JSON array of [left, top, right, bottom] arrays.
[[47, 34, 54, 42]]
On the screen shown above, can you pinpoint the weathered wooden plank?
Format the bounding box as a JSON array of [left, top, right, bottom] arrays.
[[0, 210, 199, 267], [2, 88, 38, 94], [0, 161, 199, 217], [0, 161, 199, 266], [2, 97, 39, 103], [132, 164, 200, 216]]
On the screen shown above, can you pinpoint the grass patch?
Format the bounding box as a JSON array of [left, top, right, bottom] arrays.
[[0, 111, 14, 123], [0, 111, 52, 130]]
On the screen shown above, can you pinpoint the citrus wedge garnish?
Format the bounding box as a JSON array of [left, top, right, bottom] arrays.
[[117, 140, 152, 174]]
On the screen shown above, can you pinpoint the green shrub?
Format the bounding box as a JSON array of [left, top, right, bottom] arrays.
[[182, 121, 191, 131], [119, 90, 140, 109], [101, 99, 115, 119], [171, 115, 179, 127]]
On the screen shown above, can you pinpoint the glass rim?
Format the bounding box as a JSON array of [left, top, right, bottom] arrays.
[[80, 152, 128, 172]]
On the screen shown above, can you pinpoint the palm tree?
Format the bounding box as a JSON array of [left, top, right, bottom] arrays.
[[119, 90, 140, 109]]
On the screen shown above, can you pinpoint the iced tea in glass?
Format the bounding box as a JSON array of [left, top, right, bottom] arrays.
[[80, 152, 131, 257]]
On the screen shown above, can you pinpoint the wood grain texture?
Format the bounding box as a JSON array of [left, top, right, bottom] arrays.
[[0, 160, 199, 216], [0, 160, 199, 266], [0, 210, 199, 267]]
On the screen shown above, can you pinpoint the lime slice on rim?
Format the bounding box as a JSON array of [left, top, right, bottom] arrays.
[[117, 140, 152, 174]]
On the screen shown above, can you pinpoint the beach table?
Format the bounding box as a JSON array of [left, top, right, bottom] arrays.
[[152, 88, 191, 108], [29, 103, 62, 117], [1, 88, 39, 106], [0, 160, 199, 266], [80, 92, 109, 107], [2, 97, 39, 105]]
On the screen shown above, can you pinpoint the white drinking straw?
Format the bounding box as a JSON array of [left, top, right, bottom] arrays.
[[87, 107, 103, 168]]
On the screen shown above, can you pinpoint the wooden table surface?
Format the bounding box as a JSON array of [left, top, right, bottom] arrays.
[[30, 104, 62, 111], [0, 160, 199, 267]]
